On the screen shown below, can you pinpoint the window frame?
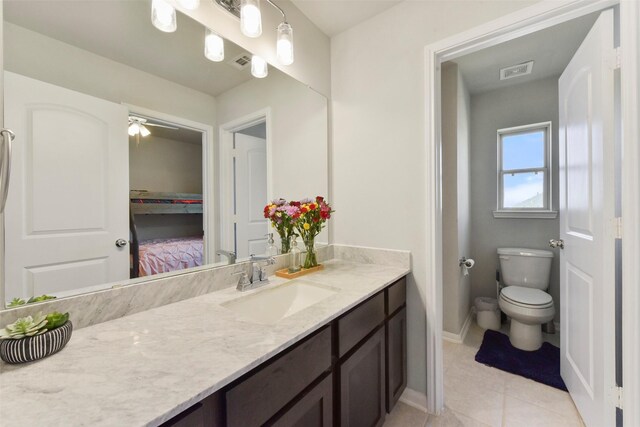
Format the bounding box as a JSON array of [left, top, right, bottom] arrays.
[[494, 121, 557, 219]]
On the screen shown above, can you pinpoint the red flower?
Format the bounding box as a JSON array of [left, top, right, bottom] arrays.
[[313, 217, 319, 223], [320, 211, 329, 219], [290, 201, 301, 207], [316, 196, 324, 203], [301, 206, 309, 213], [309, 203, 317, 210]]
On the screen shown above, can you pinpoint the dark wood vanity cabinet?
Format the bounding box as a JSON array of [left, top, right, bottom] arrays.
[[161, 276, 407, 427], [338, 327, 386, 427], [385, 277, 407, 413]]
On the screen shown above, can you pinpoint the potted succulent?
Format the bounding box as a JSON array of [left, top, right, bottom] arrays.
[[0, 311, 72, 364]]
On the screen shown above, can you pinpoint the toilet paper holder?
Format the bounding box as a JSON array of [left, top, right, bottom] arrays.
[[459, 257, 475, 268]]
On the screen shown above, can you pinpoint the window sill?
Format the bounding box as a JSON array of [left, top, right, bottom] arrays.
[[493, 210, 558, 219]]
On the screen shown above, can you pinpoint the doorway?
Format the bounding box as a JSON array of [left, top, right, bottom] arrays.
[[424, 1, 639, 425], [219, 109, 272, 261]]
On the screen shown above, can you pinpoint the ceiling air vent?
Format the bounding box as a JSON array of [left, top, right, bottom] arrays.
[[230, 53, 252, 70], [499, 61, 534, 81]]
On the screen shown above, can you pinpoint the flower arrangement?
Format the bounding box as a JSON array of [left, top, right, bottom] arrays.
[[264, 198, 298, 253], [264, 196, 333, 269], [292, 197, 333, 268]]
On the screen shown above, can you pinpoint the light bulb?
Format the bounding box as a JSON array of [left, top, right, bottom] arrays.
[[177, 0, 200, 10], [151, 0, 177, 33], [128, 123, 140, 136], [140, 125, 151, 137], [251, 55, 268, 78], [204, 29, 224, 62], [240, 0, 262, 38], [276, 22, 294, 65]]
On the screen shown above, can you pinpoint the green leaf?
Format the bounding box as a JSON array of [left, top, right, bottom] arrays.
[[45, 312, 69, 330]]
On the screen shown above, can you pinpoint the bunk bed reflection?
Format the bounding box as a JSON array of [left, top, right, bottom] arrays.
[[129, 190, 204, 278]]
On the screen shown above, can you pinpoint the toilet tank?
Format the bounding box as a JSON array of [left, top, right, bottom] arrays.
[[498, 248, 553, 290]]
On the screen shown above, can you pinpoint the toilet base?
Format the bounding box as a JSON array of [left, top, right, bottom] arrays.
[[509, 319, 543, 351]]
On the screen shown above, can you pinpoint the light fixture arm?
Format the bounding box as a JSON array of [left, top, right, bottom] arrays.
[[264, 0, 286, 22]]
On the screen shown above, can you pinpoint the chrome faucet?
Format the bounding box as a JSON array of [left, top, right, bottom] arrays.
[[232, 255, 276, 292], [217, 249, 236, 265], [250, 255, 276, 285]]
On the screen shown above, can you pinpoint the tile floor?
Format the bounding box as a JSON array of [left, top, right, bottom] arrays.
[[383, 321, 584, 427]]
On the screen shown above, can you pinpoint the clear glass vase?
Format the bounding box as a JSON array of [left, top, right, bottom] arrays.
[[303, 236, 318, 269], [279, 231, 291, 254]]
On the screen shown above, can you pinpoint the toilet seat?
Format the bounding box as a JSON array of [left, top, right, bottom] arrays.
[[500, 286, 553, 309]]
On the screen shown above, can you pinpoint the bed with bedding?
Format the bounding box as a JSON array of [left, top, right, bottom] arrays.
[[129, 190, 204, 278]]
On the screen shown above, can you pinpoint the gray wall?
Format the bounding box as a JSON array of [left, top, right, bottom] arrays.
[[442, 63, 472, 334], [469, 76, 561, 321]]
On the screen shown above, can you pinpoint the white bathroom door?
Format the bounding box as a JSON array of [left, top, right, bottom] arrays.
[[4, 72, 130, 299], [558, 9, 616, 427], [234, 133, 268, 258]]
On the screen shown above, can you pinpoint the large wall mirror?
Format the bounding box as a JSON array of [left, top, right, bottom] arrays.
[[2, 0, 328, 307]]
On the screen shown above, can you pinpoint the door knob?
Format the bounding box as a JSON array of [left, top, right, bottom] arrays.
[[115, 238, 128, 248], [549, 239, 564, 249]]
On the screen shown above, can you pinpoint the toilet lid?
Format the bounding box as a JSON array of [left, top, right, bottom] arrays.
[[501, 286, 553, 307]]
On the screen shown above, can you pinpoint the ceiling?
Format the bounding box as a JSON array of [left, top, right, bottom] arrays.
[[3, 0, 260, 97], [291, 0, 403, 36], [453, 11, 599, 95]]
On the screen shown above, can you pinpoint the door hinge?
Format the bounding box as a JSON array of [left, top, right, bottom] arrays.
[[612, 47, 622, 70], [613, 386, 623, 409], [614, 217, 623, 239]]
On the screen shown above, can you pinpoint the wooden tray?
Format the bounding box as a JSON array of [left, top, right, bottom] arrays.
[[275, 264, 324, 279]]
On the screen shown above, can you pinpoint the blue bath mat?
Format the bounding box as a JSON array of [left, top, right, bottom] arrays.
[[475, 330, 567, 391]]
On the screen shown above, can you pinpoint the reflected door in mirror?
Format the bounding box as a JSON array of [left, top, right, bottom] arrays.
[[234, 132, 268, 258], [4, 72, 129, 300]]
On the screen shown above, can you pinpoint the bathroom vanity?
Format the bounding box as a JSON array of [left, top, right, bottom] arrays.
[[0, 256, 409, 427]]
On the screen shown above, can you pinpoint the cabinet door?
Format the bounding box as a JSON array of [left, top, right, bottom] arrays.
[[386, 307, 407, 412], [271, 375, 333, 427], [340, 327, 386, 427]]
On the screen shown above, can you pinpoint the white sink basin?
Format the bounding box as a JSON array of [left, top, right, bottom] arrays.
[[221, 280, 339, 325]]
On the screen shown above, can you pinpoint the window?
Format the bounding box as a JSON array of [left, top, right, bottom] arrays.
[[494, 122, 556, 218]]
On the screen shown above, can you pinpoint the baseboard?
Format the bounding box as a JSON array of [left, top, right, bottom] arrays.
[[399, 387, 428, 413], [442, 308, 473, 344]]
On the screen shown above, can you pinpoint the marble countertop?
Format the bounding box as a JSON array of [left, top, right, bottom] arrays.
[[0, 259, 409, 427]]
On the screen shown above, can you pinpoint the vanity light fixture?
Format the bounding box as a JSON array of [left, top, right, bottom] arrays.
[[240, 0, 262, 37], [214, 0, 295, 65], [177, 0, 201, 10], [251, 55, 268, 78], [205, 28, 225, 62], [151, 0, 177, 32], [276, 21, 294, 65]]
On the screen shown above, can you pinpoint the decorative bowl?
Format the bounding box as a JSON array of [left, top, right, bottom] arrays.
[[0, 321, 73, 364]]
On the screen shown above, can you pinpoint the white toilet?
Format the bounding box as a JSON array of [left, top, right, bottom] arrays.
[[497, 248, 555, 351]]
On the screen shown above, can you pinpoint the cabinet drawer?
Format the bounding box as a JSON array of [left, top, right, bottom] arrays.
[[338, 292, 385, 357], [387, 277, 406, 315], [226, 326, 332, 427]]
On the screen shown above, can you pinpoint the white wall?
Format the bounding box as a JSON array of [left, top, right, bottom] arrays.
[[177, 0, 331, 97], [441, 63, 471, 335], [331, 0, 539, 396], [129, 136, 203, 194], [469, 76, 560, 321]]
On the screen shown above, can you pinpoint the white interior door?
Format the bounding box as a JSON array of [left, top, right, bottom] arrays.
[[558, 9, 616, 427], [4, 72, 129, 300], [234, 132, 268, 259]]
